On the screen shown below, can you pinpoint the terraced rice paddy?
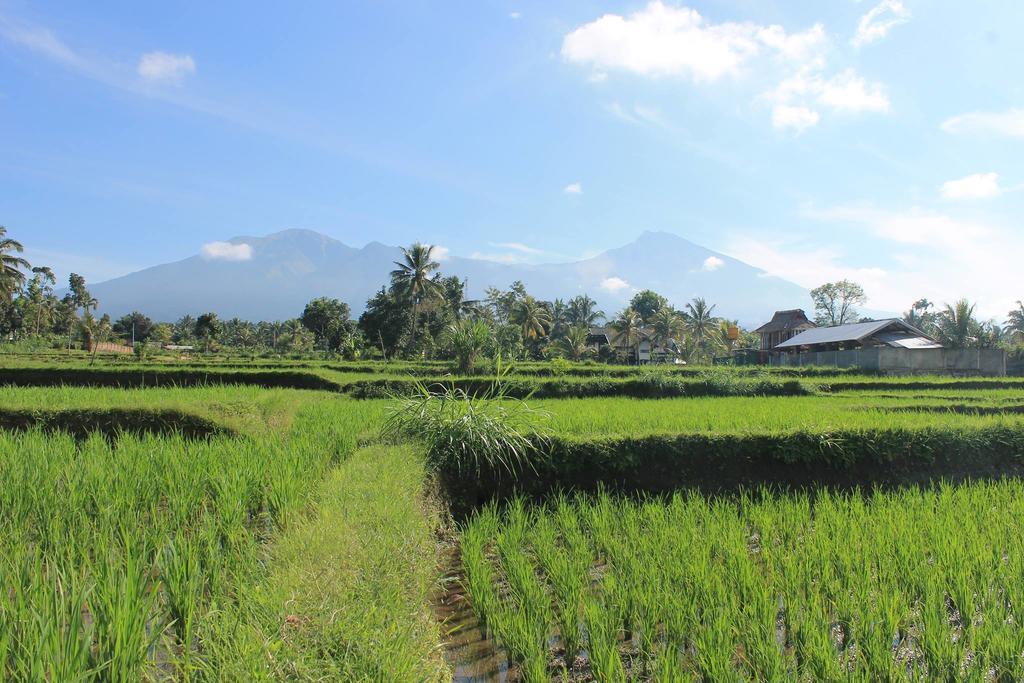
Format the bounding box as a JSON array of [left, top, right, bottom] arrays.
[[0, 353, 1022, 680], [459, 485, 1024, 680]]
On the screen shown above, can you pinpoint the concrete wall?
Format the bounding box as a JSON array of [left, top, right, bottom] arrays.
[[769, 347, 1007, 376]]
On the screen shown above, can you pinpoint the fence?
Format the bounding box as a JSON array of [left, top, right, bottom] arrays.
[[768, 347, 1007, 376]]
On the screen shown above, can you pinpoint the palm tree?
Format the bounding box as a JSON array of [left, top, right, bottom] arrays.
[[552, 325, 592, 361], [445, 319, 492, 373], [390, 242, 443, 345], [937, 299, 979, 348], [650, 307, 685, 361], [567, 294, 604, 327], [610, 307, 643, 364], [0, 226, 31, 300], [512, 295, 552, 341], [1007, 301, 1024, 338], [549, 298, 569, 339], [683, 297, 719, 363]]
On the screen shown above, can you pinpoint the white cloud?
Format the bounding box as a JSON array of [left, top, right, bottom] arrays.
[[509, 12, 521, 20], [137, 51, 195, 83], [702, 256, 725, 271], [599, 276, 632, 293], [561, 1, 824, 82], [429, 245, 450, 261], [200, 241, 253, 261], [941, 173, 1002, 200], [772, 105, 820, 132], [816, 69, 889, 113], [852, 0, 910, 48], [492, 242, 545, 255], [587, 71, 608, 83], [563, 182, 583, 194], [941, 109, 1024, 138]]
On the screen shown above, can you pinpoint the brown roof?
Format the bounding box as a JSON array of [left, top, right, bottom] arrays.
[[754, 309, 816, 334]]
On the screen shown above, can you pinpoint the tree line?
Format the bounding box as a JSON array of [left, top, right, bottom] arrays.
[[3, 228, 1023, 362]]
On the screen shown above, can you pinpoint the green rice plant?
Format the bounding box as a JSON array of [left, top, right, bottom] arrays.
[[584, 595, 626, 683], [382, 361, 551, 477]]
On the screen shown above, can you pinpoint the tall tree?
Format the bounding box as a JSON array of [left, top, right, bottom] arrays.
[[629, 289, 668, 324], [567, 294, 604, 327], [300, 297, 351, 351], [548, 298, 569, 339], [810, 280, 866, 326], [25, 266, 57, 335], [194, 312, 221, 352], [684, 297, 719, 362], [1007, 301, 1024, 338], [650, 307, 685, 359], [0, 226, 31, 300], [937, 299, 980, 348], [390, 242, 443, 346], [511, 295, 552, 342], [113, 311, 154, 344], [552, 324, 593, 362], [903, 298, 937, 333], [610, 307, 643, 365]]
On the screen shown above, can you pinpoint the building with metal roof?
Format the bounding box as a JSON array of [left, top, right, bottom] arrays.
[[774, 318, 942, 351]]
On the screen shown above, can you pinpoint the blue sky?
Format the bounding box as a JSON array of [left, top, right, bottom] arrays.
[[1, 0, 1021, 319]]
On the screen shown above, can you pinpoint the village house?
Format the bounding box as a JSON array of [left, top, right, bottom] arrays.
[[587, 326, 681, 364], [754, 309, 817, 351]]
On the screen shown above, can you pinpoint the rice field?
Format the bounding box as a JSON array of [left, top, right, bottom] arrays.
[[460, 484, 1024, 681], [1, 354, 1022, 681]]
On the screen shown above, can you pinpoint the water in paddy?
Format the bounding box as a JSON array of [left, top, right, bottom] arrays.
[[435, 550, 515, 682]]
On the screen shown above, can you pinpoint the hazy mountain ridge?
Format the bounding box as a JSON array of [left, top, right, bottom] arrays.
[[88, 229, 812, 327]]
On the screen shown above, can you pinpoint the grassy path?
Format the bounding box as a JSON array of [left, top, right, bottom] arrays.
[[218, 445, 451, 680]]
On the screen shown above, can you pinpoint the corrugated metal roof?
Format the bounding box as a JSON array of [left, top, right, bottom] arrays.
[[774, 319, 904, 348], [874, 332, 944, 349]]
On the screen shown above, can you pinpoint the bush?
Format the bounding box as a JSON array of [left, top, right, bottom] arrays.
[[381, 368, 550, 478]]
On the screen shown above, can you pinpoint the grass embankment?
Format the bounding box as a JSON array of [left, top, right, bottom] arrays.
[[461, 484, 1024, 680], [0, 396, 443, 680], [217, 445, 450, 680]]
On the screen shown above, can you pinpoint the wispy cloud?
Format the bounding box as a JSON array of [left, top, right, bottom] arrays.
[[563, 182, 583, 195], [941, 172, 1002, 200], [200, 241, 253, 262], [492, 242, 545, 255], [852, 0, 910, 48], [137, 51, 195, 83], [941, 109, 1024, 138]]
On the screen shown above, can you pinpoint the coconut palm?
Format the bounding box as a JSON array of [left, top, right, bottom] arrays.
[[512, 295, 552, 341], [610, 307, 643, 365], [650, 307, 684, 362], [567, 294, 604, 327], [551, 325, 592, 361], [390, 242, 443, 345], [683, 297, 719, 363], [549, 298, 569, 339], [937, 299, 979, 348], [0, 226, 31, 299], [1007, 301, 1024, 338], [445, 319, 492, 373]]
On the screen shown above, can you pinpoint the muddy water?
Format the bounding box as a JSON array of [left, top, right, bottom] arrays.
[[435, 552, 517, 682]]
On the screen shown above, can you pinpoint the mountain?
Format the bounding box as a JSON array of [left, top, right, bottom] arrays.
[[87, 229, 811, 327]]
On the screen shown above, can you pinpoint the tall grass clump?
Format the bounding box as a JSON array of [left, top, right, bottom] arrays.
[[382, 361, 551, 478]]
